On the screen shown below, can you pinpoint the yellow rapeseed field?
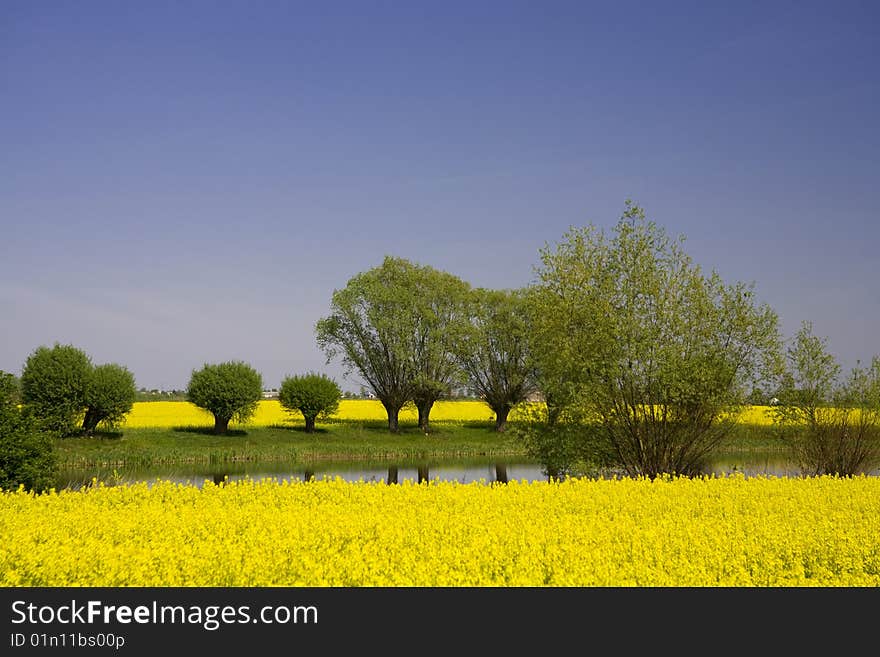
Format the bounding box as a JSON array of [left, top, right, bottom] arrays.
[[121, 400, 777, 428], [2, 475, 877, 586]]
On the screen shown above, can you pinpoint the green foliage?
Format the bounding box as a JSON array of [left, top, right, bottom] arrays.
[[2, 372, 21, 404], [316, 255, 470, 432], [406, 263, 472, 432], [20, 343, 93, 435], [510, 402, 610, 479], [0, 370, 58, 492], [773, 322, 880, 476], [526, 201, 783, 478], [316, 256, 417, 432], [279, 372, 342, 432], [186, 361, 263, 435], [746, 387, 770, 406], [0, 372, 17, 409], [19, 343, 138, 435], [83, 363, 137, 433], [455, 288, 536, 431]]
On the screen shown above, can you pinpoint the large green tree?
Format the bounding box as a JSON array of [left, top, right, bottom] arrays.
[[186, 361, 263, 435], [773, 322, 880, 476], [316, 256, 469, 433], [82, 363, 137, 433], [527, 201, 783, 478], [456, 288, 536, 432], [20, 343, 93, 435], [407, 264, 471, 432]]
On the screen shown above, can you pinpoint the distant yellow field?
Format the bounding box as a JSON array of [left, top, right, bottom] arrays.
[[120, 400, 779, 429], [121, 399, 502, 428], [732, 405, 775, 426]]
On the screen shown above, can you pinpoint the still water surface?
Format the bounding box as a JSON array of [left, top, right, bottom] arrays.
[[59, 450, 877, 489]]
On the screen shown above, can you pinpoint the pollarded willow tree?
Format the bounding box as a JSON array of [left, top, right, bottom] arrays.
[[186, 361, 263, 435], [20, 343, 93, 435], [527, 201, 783, 478], [316, 256, 471, 433], [455, 288, 536, 432], [279, 372, 342, 433], [82, 363, 137, 433]]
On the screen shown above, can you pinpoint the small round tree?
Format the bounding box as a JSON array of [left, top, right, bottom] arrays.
[[82, 363, 137, 433], [20, 343, 93, 435], [186, 361, 263, 435], [279, 372, 342, 432]]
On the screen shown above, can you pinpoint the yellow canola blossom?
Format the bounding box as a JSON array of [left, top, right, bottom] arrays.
[[2, 476, 878, 586]]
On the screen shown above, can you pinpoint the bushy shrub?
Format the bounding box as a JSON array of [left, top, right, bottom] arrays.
[[0, 371, 57, 492], [774, 323, 880, 476]]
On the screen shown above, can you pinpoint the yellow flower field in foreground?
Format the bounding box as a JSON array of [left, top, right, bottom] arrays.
[[121, 400, 777, 428], [2, 476, 877, 586]]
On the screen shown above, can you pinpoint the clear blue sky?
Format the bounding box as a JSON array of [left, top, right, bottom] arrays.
[[2, 1, 878, 391]]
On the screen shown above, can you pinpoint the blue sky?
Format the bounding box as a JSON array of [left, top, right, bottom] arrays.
[[2, 1, 878, 391]]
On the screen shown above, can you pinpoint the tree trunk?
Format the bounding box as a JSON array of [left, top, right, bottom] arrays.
[[416, 399, 435, 433], [387, 466, 398, 485], [304, 416, 316, 433], [383, 403, 400, 433], [495, 464, 508, 484], [82, 407, 101, 433], [214, 416, 230, 435], [417, 465, 429, 483], [493, 406, 511, 432]]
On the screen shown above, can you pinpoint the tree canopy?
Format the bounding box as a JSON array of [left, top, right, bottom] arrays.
[[407, 263, 471, 432], [773, 322, 880, 476], [526, 202, 783, 477], [20, 343, 138, 436], [20, 343, 93, 435], [186, 361, 263, 435], [455, 288, 536, 431], [279, 372, 342, 433], [83, 363, 137, 433]]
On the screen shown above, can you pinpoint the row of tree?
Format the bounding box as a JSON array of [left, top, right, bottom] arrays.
[[315, 201, 880, 477], [1, 352, 343, 489], [316, 259, 533, 433], [4, 349, 343, 438]]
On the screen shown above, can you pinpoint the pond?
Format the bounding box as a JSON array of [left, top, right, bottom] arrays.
[[57, 449, 878, 489]]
